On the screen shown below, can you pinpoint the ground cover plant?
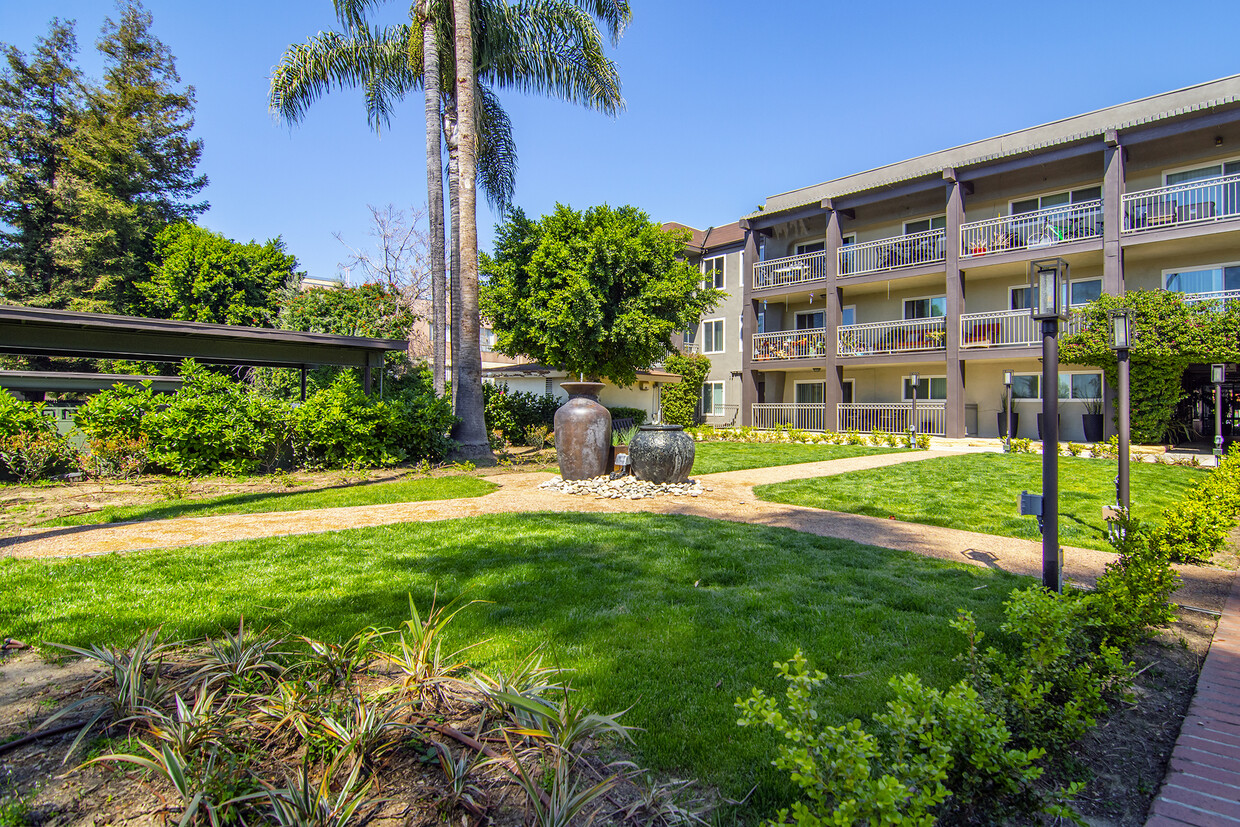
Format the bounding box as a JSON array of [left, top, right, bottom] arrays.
[[756, 453, 1205, 552], [40, 474, 497, 527], [691, 442, 903, 475], [0, 513, 1025, 819]]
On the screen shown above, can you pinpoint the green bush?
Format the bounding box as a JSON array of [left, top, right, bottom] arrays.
[[81, 435, 151, 479], [1, 431, 77, 483], [292, 373, 402, 469], [1092, 510, 1180, 649], [482, 383, 558, 443], [74, 381, 160, 442], [660, 352, 711, 426], [0, 391, 56, 439], [384, 365, 457, 462], [605, 405, 646, 426], [1150, 445, 1240, 563]]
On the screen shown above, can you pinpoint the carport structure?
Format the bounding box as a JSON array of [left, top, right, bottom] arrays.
[[0, 305, 408, 398]]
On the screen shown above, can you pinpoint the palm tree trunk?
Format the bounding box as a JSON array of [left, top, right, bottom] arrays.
[[450, 0, 491, 461], [419, 1, 447, 396], [445, 108, 462, 411]]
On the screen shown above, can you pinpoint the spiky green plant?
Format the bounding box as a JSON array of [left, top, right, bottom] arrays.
[[472, 648, 568, 707], [260, 758, 380, 827], [191, 617, 286, 691], [294, 630, 377, 689], [503, 732, 617, 827], [379, 590, 486, 702], [317, 695, 417, 771], [490, 689, 635, 755], [144, 690, 228, 757]]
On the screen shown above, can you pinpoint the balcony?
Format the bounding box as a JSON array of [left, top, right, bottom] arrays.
[[753, 250, 828, 289], [837, 317, 947, 357], [840, 229, 945, 277], [837, 402, 945, 436], [960, 200, 1103, 259], [752, 403, 829, 431], [1122, 174, 1240, 234], [753, 328, 828, 362], [1183, 289, 1240, 307]]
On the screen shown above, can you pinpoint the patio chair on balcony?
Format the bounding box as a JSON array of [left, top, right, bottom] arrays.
[[1147, 200, 1178, 227], [1178, 201, 1216, 221]]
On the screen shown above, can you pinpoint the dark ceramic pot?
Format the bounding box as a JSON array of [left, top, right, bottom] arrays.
[[997, 412, 1020, 438], [1036, 413, 1062, 441], [554, 382, 611, 480], [1082, 413, 1104, 443], [629, 424, 695, 484]]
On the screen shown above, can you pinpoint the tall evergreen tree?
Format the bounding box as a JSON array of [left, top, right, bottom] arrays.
[[0, 19, 84, 307], [64, 0, 207, 313]]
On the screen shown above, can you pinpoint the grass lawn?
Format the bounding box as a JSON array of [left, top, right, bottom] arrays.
[[691, 442, 904, 475], [42, 475, 497, 527], [756, 453, 1206, 551], [0, 513, 1025, 819]]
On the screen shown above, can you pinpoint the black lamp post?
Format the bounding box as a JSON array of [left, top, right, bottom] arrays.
[[909, 372, 920, 438], [1109, 309, 1133, 510], [1030, 257, 1068, 592], [1003, 369, 1013, 451], [1213, 363, 1227, 460]]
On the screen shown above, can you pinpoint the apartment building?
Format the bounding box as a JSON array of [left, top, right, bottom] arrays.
[[663, 222, 748, 425], [736, 75, 1240, 442]]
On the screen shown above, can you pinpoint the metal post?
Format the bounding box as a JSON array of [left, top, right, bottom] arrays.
[[911, 384, 918, 438], [1042, 318, 1062, 592], [1006, 382, 1013, 451], [1217, 381, 1225, 460], [1117, 349, 1130, 509], [300, 366, 307, 402]]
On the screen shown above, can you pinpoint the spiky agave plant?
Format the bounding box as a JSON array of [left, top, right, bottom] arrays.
[[489, 688, 637, 756], [316, 695, 418, 772], [378, 589, 487, 702], [260, 757, 381, 827], [190, 616, 287, 691]]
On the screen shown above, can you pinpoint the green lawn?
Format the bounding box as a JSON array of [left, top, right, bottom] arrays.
[[43, 475, 498, 527], [0, 513, 1025, 819], [691, 442, 903, 475], [756, 453, 1206, 551]]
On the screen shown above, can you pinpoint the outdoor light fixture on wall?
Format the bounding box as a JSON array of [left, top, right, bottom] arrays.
[[1029, 258, 1069, 592]]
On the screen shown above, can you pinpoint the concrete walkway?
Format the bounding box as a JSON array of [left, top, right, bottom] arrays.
[[1147, 569, 1240, 826], [2, 448, 1234, 612]]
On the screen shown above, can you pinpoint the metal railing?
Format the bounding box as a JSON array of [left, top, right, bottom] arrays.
[[1122, 174, 1240, 234], [751, 403, 829, 431], [960, 199, 1103, 258], [1183, 289, 1240, 307], [959, 309, 1041, 348], [752, 328, 828, 361], [839, 228, 945, 277], [837, 402, 946, 436], [681, 341, 699, 354], [837, 317, 947, 356], [753, 250, 828, 289]]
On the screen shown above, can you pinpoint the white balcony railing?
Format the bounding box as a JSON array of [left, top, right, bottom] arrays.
[[1122, 174, 1240, 234], [682, 341, 699, 354], [837, 402, 946, 436], [1183, 289, 1240, 307], [753, 250, 828, 289], [839, 229, 945, 277], [837, 317, 947, 357], [960, 199, 1103, 258], [752, 403, 829, 431], [752, 328, 828, 361], [959, 309, 1042, 348]]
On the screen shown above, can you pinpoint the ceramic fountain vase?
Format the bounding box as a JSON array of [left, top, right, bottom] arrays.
[[629, 424, 695, 484], [553, 382, 612, 480]]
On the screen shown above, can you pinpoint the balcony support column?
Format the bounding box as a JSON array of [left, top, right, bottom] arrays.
[[823, 201, 844, 428], [739, 224, 761, 427], [1103, 132, 1126, 438], [944, 169, 967, 438]]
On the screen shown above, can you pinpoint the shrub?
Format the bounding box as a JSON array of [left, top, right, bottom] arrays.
[[1, 431, 77, 483], [74, 381, 160, 442], [1093, 510, 1180, 649], [384, 365, 457, 463], [81, 435, 151, 479], [606, 406, 646, 426], [660, 353, 711, 426], [292, 374, 403, 469], [0, 390, 56, 439], [1150, 445, 1240, 563], [1065, 442, 1084, 457], [483, 383, 557, 443]]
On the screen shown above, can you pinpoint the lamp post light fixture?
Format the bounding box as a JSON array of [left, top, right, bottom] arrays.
[[1030, 258, 1069, 592], [909, 372, 920, 438], [1108, 309, 1133, 510], [1003, 369, 1013, 452], [1213, 363, 1227, 458]]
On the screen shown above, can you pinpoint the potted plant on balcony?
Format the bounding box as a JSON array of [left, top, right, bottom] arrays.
[[998, 393, 1020, 438], [1082, 396, 1104, 443]]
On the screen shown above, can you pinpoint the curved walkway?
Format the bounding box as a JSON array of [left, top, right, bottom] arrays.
[[2, 449, 1234, 612]]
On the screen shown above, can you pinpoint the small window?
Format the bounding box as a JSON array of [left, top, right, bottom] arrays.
[[701, 381, 724, 415], [1012, 375, 1040, 399], [1010, 286, 1032, 311], [796, 311, 824, 330], [1070, 278, 1102, 307], [702, 255, 725, 289], [842, 379, 855, 404], [1012, 187, 1102, 215], [756, 310, 765, 334], [841, 305, 856, 326], [904, 216, 947, 234], [903, 376, 947, 400], [1166, 161, 1240, 186], [795, 382, 824, 404], [1058, 373, 1102, 400], [545, 378, 553, 396], [1165, 265, 1240, 294], [903, 296, 946, 319], [795, 241, 825, 255], [702, 319, 724, 354]]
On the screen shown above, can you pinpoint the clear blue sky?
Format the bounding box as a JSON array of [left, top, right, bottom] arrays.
[[4, 0, 1240, 281]]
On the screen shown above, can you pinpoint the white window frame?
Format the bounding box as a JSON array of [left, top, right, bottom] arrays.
[[842, 378, 856, 404], [902, 294, 947, 320], [1009, 284, 1032, 311], [903, 215, 946, 234], [1163, 157, 1240, 185], [793, 380, 825, 405], [794, 239, 826, 256], [1058, 371, 1103, 401], [794, 309, 825, 331], [1008, 184, 1103, 214], [901, 374, 947, 401], [1068, 277, 1103, 307], [1161, 260, 1240, 294], [701, 317, 725, 354], [701, 254, 725, 289], [841, 233, 856, 245], [701, 381, 724, 416], [841, 304, 857, 326]]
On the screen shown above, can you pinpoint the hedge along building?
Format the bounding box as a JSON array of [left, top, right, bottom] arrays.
[[662, 221, 748, 426], [737, 74, 1240, 443]]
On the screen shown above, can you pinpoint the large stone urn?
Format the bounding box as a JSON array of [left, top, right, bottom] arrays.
[[629, 424, 695, 484], [553, 382, 612, 480]]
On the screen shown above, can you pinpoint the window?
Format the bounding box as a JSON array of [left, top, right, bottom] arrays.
[[902, 376, 947, 400], [702, 318, 724, 354], [796, 311, 824, 330], [1164, 264, 1240, 295], [1165, 160, 1240, 186], [1011, 186, 1102, 214], [903, 296, 946, 319], [1058, 373, 1102, 400], [795, 382, 824, 404], [702, 255, 725, 289], [841, 305, 856, 326], [756, 310, 765, 334], [842, 379, 855, 404], [684, 326, 696, 345], [701, 381, 724, 415], [1070, 278, 1102, 307], [795, 241, 825, 255], [545, 378, 554, 396], [1010, 286, 1032, 310], [904, 216, 946, 234], [1012, 374, 1040, 399], [841, 233, 856, 246]]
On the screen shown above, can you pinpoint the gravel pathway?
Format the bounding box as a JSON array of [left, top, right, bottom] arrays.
[[3, 448, 1234, 611]]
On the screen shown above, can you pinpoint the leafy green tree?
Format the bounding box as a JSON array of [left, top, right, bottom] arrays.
[[660, 352, 711, 426], [64, 0, 206, 312], [1060, 290, 1240, 442], [481, 205, 723, 387], [134, 223, 299, 325], [0, 19, 85, 307]]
